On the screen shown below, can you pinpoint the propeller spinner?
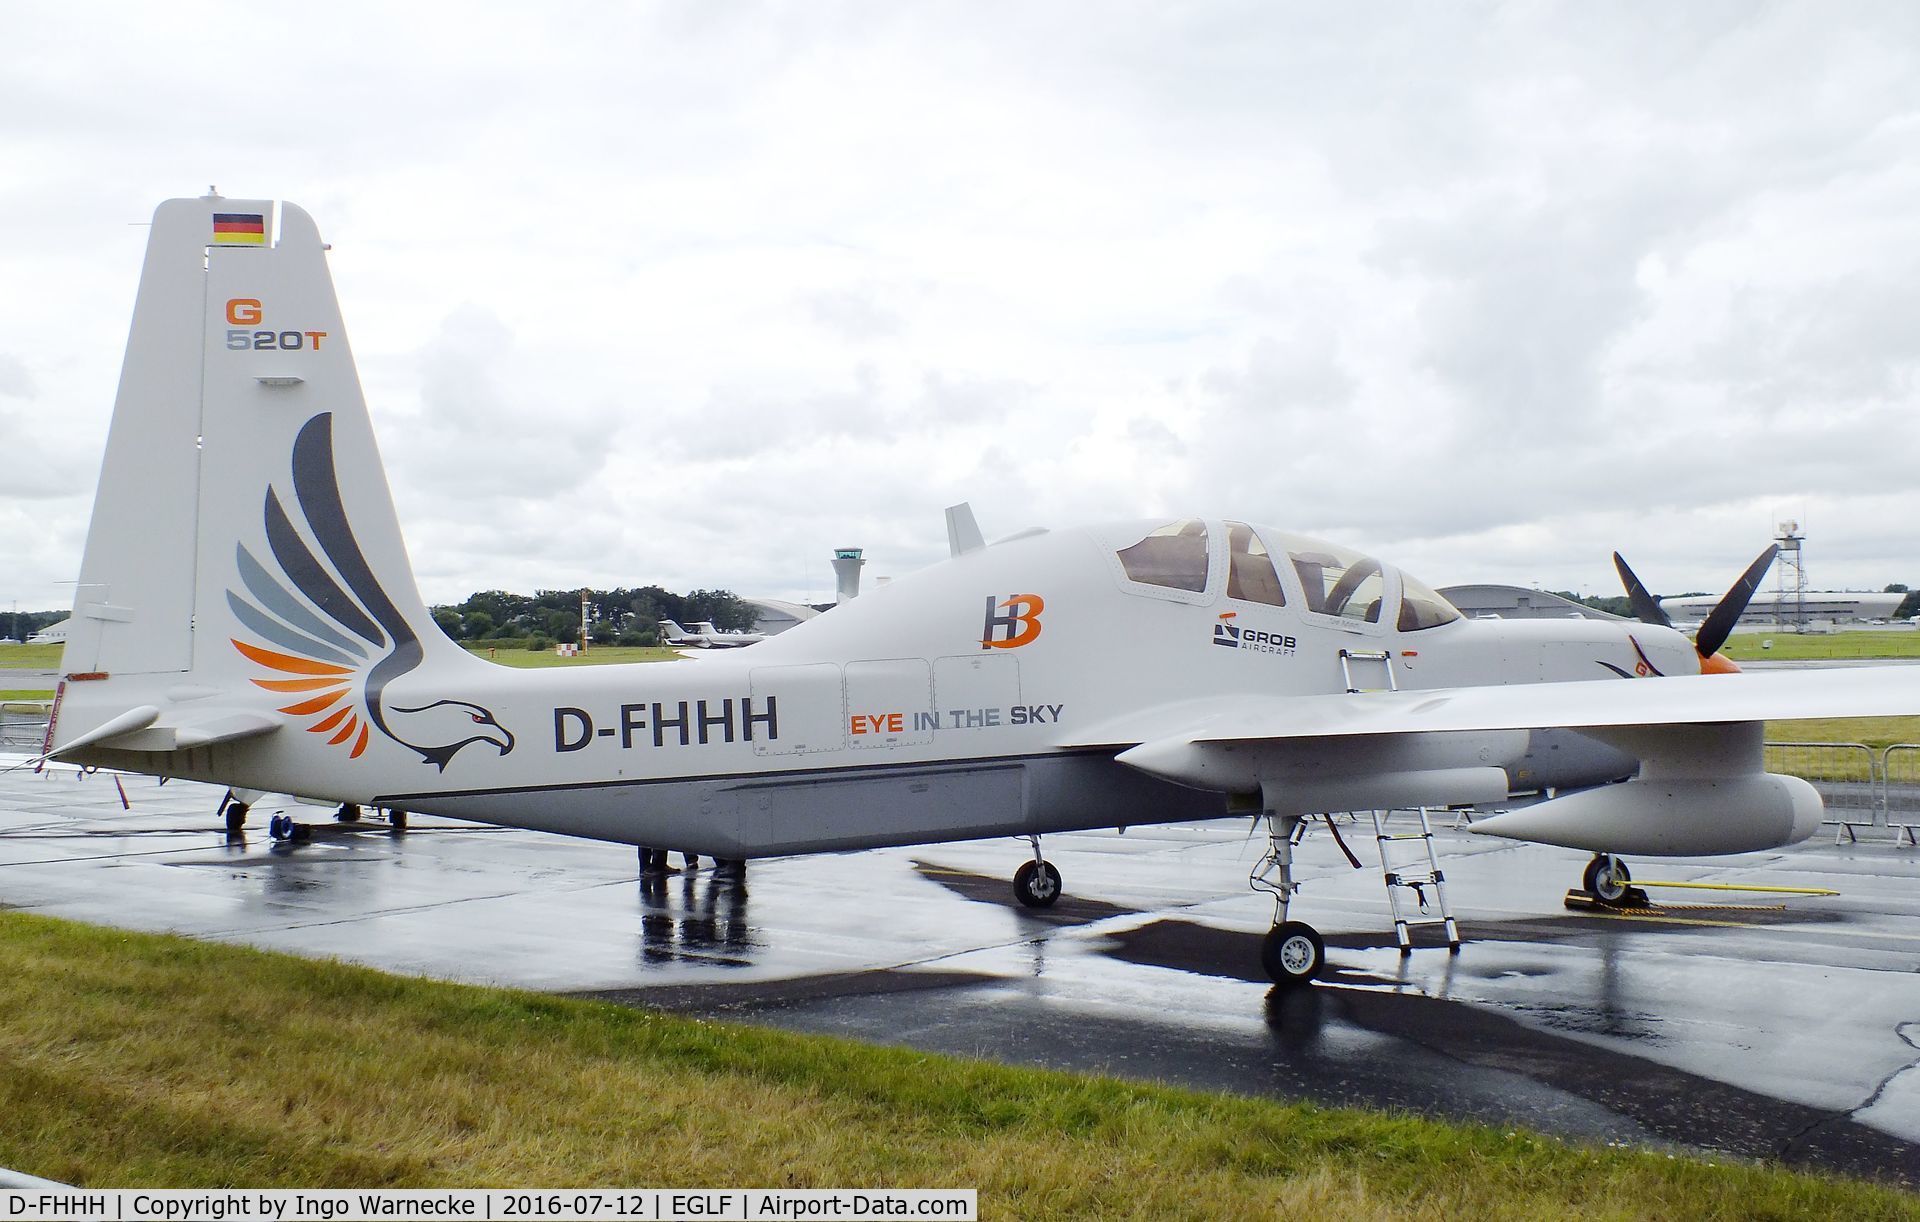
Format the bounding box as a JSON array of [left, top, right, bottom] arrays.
[[1613, 545, 1780, 673]]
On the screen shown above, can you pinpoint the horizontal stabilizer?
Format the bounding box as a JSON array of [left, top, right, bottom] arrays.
[[52, 707, 280, 756], [46, 706, 160, 758]]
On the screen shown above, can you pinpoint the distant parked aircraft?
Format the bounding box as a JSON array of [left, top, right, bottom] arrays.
[[659, 619, 766, 649]]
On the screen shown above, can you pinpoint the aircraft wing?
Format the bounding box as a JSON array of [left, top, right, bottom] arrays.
[[1067, 665, 1920, 842], [1060, 665, 1920, 750]]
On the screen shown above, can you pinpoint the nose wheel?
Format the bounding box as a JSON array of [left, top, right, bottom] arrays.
[[1262, 921, 1325, 986], [1012, 836, 1061, 908], [1013, 858, 1062, 908]]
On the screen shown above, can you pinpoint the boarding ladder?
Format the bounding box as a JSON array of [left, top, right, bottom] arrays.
[[1339, 648, 1397, 694], [1371, 807, 1460, 953]]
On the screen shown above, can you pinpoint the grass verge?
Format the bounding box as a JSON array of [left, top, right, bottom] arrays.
[[1767, 716, 1920, 752], [0, 911, 1914, 1217], [0, 690, 53, 702], [0, 642, 63, 667], [1724, 630, 1920, 661]]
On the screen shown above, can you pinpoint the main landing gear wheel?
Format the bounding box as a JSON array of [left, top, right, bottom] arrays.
[[267, 814, 309, 843], [1262, 921, 1325, 988], [335, 803, 361, 823], [1013, 859, 1062, 908], [222, 800, 249, 834], [388, 808, 409, 834], [1583, 854, 1632, 906]]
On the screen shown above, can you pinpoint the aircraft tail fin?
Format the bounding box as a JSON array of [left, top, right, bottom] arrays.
[[659, 619, 690, 641], [67, 196, 460, 686]]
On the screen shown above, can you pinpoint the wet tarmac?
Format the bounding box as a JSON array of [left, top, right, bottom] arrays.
[[3, 754, 1918, 1184]]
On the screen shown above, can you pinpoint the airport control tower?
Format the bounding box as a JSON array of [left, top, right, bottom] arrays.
[[1775, 520, 1806, 630], [832, 547, 866, 605]]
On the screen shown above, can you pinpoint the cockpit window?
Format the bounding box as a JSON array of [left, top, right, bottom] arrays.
[[1397, 573, 1461, 631], [1224, 521, 1285, 607], [1290, 543, 1385, 623], [1116, 519, 1209, 592]]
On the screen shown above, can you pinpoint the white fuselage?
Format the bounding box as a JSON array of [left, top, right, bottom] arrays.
[[69, 519, 1698, 856]]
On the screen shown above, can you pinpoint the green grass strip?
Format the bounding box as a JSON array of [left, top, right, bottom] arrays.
[[464, 645, 686, 668], [1723, 630, 1920, 661], [0, 911, 1913, 1218], [0, 643, 63, 667]]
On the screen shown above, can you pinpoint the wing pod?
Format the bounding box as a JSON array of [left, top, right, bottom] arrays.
[[1469, 773, 1820, 855], [1471, 720, 1821, 855]]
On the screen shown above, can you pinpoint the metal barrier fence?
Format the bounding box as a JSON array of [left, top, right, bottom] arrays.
[[1881, 744, 1920, 845], [1760, 740, 1920, 845], [0, 703, 50, 750], [1766, 742, 1879, 838]]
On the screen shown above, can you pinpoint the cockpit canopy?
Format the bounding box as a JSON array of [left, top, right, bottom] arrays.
[[1108, 518, 1460, 631]]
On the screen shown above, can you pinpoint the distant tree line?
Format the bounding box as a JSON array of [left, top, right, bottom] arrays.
[[4, 609, 67, 641], [428, 587, 755, 649], [1553, 592, 1633, 619]]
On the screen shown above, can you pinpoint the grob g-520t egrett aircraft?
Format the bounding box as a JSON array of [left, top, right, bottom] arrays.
[[42, 196, 1920, 986]]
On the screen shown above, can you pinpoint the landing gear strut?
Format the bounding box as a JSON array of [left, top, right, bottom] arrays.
[[1012, 836, 1061, 908], [1252, 813, 1324, 987]]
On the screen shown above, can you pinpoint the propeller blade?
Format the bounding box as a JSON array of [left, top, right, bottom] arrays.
[[1694, 544, 1780, 659], [1612, 552, 1671, 628]]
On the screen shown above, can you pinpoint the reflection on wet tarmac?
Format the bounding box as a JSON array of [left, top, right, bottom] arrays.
[[637, 870, 754, 967]]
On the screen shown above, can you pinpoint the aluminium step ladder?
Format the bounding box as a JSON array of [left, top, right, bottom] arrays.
[[1371, 807, 1460, 953], [1338, 648, 1397, 694]]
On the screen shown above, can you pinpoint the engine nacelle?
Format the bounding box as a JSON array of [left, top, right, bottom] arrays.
[[1469, 773, 1823, 856]]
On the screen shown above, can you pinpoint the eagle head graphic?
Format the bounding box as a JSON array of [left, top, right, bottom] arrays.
[[226, 413, 516, 771]]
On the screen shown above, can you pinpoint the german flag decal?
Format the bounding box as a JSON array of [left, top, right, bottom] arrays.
[[212, 212, 266, 246]]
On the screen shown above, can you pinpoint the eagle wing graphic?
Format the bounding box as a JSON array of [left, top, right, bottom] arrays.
[[228, 413, 514, 770], [227, 413, 411, 761]]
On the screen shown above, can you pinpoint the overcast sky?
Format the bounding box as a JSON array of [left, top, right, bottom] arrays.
[[4, 3, 1918, 614]]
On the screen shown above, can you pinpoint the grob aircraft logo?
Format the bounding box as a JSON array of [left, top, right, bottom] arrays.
[[1213, 612, 1296, 657]]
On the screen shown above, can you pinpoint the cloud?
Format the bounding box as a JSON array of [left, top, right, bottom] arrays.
[[0, 353, 33, 399], [7, 3, 1920, 611], [384, 307, 617, 499]]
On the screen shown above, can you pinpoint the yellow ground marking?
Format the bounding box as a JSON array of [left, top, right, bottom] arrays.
[[1632, 879, 1840, 896]]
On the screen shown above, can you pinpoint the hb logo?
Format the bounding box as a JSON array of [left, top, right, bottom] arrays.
[[981, 594, 1045, 650]]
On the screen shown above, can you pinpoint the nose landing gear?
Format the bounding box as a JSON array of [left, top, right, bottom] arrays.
[[1012, 836, 1061, 908], [1253, 813, 1324, 988]]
